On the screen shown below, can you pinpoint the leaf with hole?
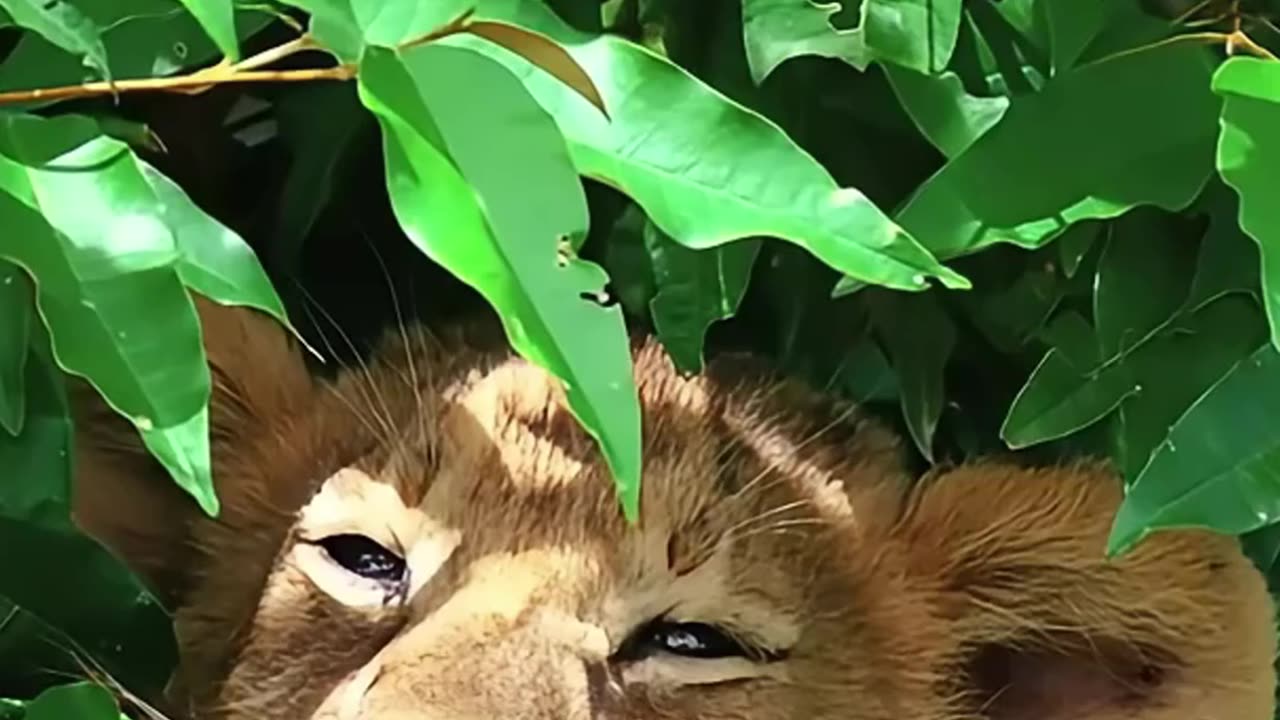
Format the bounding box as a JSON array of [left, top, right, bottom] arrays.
[[740, 0, 964, 81], [357, 43, 642, 518]]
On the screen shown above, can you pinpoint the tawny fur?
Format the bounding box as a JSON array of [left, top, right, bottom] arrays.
[[71, 299, 1276, 720]]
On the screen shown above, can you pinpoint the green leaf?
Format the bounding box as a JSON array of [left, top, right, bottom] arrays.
[[599, 204, 658, 320], [959, 252, 1064, 352], [740, 0, 963, 81], [989, 0, 1107, 75], [356, 43, 642, 518], [741, 0, 868, 83], [1092, 209, 1198, 358], [0, 1, 275, 102], [1243, 521, 1280, 577], [23, 682, 121, 720], [646, 222, 760, 374], [1109, 294, 1266, 481], [861, 0, 963, 75], [0, 342, 176, 695], [0, 0, 110, 80], [897, 40, 1220, 260], [137, 161, 294, 333], [869, 290, 955, 461], [0, 136, 208, 432], [0, 262, 31, 436], [1185, 183, 1262, 311], [1039, 0, 1107, 75], [467, 0, 967, 295], [1001, 313, 1135, 449], [0, 114, 291, 516], [1109, 342, 1280, 555], [833, 339, 899, 404], [1214, 56, 1280, 353], [0, 333, 73, 532], [277, 0, 472, 60], [884, 64, 1009, 159], [1055, 220, 1098, 279], [176, 0, 238, 60]]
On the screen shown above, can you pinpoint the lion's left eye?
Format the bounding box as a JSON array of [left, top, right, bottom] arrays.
[[316, 533, 406, 583]]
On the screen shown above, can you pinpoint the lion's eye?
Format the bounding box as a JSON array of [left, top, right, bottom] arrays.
[[649, 622, 745, 659], [616, 620, 769, 662], [316, 533, 406, 583]]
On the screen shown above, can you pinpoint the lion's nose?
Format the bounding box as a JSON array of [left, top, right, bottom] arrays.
[[349, 560, 611, 719], [356, 619, 601, 720]]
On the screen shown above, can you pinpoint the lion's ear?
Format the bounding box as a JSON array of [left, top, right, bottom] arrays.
[[70, 295, 311, 608], [899, 462, 1276, 720]]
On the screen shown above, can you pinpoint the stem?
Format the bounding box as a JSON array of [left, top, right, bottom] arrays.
[[0, 65, 355, 105], [0, 7, 482, 108], [1085, 28, 1277, 68]]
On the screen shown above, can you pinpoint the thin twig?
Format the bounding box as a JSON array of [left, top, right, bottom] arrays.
[[0, 6, 485, 108], [0, 65, 355, 105], [1084, 28, 1277, 69]]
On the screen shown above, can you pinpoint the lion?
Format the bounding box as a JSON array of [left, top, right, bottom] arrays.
[[70, 298, 1276, 720]]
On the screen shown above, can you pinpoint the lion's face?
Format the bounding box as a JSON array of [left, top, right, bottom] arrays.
[[72, 302, 1277, 720]]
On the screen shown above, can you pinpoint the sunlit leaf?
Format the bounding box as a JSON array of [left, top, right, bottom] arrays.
[[0, 1, 274, 101], [0, 138, 213, 514], [176, 0, 238, 60], [277, 0, 471, 60], [0, 0, 110, 80], [357, 43, 642, 518], [467, 0, 967, 295], [740, 0, 963, 81], [0, 114, 295, 516], [861, 0, 963, 75], [1214, 56, 1280, 353], [741, 0, 867, 82], [137, 161, 294, 334]]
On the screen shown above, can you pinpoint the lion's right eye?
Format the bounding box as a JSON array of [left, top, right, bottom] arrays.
[[316, 533, 406, 584]]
